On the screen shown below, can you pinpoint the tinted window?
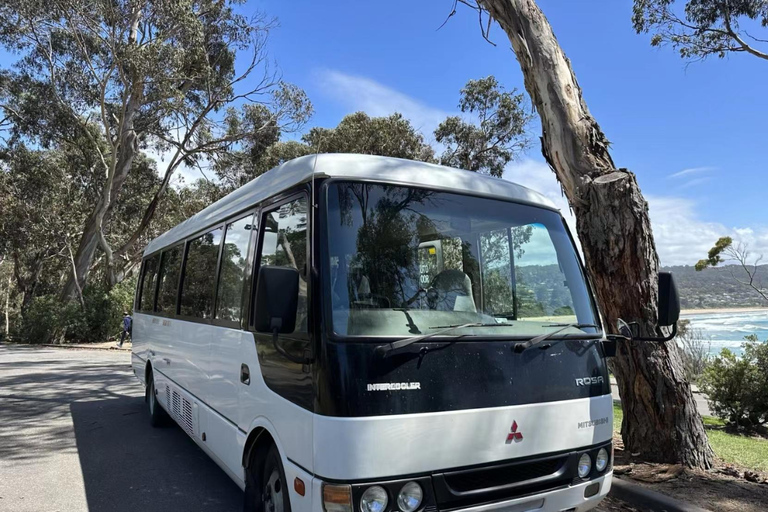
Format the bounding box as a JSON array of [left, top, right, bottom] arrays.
[[180, 228, 222, 318], [139, 254, 160, 311], [259, 198, 308, 333], [156, 245, 183, 313], [216, 215, 253, 323]]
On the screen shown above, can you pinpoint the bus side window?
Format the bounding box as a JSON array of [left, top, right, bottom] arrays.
[[215, 214, 253, 323], [179, 228, 222, 319], [139, 254, 160, 312], [258, 197, 308, 333], [156, 244, 183, 314]]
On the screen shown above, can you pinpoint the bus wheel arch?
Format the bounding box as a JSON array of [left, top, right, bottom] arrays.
[[243, 427, 290, 512], [242, 426, 275, 471]]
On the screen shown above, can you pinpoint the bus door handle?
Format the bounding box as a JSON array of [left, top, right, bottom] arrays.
[[240, 364, 251, 385], [149, 349, 155, 357], [162, 358, 171, 365]]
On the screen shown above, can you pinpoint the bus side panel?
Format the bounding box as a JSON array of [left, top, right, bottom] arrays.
[[239, 332, 315, 475], [131, 313, 152, 382]]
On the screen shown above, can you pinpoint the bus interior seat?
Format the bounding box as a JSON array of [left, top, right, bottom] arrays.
[[429, 269, 477, 312]]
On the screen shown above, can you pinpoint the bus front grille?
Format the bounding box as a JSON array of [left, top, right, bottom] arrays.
[[432, 453, 571, 510], [442, 457, 565, 493]]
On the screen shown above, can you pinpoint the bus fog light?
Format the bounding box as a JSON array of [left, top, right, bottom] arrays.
[[595, 448, 609, 472], [577, 453, 592, 478], [361, 486, 388, 512], [323, 483, 352, 512], [397, 482, 423, 512]]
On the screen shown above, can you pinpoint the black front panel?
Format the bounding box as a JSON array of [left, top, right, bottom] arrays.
[[315, 337, 609, 417]]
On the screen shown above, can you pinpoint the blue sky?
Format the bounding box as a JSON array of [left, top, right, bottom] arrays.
[[246, 0, 766, 266], [1, 1, 765, 265]]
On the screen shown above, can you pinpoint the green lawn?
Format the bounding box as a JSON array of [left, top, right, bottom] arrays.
[[612, 404, 768, 472]]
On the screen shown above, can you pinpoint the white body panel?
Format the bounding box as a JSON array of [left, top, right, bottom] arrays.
[[132, 313, 314, 485], [313, 394, 613, 480]]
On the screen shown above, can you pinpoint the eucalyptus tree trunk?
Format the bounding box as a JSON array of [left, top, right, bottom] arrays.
[[478, 0, 713, 468]]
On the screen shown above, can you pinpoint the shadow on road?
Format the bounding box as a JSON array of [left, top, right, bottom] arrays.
[[70, 396, 243, 512]]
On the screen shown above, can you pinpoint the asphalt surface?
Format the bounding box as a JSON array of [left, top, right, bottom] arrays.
[[0, 344, 242, 512]]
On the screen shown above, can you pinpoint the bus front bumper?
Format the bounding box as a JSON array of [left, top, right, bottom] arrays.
[[307, 472, 612, 512], [448, 472, 612, 512]]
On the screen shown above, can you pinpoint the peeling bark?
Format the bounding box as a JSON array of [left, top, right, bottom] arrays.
[[478, 0, 713, 468]]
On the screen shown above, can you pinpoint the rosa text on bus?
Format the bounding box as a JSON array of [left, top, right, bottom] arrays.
[[131, 154, 680, 512]]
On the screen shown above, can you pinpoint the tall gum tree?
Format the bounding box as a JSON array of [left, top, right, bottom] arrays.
[[463, 0, 714, 467], [0, 1, 311, 298]]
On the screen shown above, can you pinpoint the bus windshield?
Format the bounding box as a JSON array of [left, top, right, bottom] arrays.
[[325, 182, 600, 338]]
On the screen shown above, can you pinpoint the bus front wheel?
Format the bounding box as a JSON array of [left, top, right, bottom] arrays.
[[244, 445, 292, 512], [146, 370, 170, 427]]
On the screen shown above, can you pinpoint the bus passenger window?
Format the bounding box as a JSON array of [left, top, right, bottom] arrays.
[[179, 228, 222, 319], [139, 254, 160, 312], [216, 215, 253, 323], [259, 198, 308, 333], [156, 245, 182, 314]]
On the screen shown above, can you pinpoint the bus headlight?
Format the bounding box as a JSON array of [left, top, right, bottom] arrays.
[[596, 448, 609, 472], [577, 453, 592, 478], [397, 482, 423, 512], [360, 486, 389, 512]]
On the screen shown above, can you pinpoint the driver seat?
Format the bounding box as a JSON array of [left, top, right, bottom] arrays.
[[429, 269, 476, 312]]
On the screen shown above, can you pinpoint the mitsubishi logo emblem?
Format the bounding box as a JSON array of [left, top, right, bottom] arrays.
[[506, 421, 523, 443]]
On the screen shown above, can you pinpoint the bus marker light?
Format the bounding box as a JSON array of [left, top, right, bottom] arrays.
[[323, 483, 352, 512], [294, 477, 305, 496]]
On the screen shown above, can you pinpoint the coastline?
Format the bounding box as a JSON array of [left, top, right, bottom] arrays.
[[680, 306, 768, 316]]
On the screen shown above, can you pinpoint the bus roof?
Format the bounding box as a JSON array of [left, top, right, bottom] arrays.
[[144, 153, 559, 255]]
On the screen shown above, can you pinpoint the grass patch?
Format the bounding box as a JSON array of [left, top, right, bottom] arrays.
[[612, 404, 768, 472]]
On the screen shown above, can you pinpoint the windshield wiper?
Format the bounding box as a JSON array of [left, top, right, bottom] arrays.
[[375, 322, 514, 359], [512, 323, 600, 353]]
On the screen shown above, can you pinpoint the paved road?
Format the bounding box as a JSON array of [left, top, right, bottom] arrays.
[[0, 344, 242, 512]]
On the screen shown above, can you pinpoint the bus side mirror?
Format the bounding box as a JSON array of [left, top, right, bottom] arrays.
[[254, 266, 299, 335], [254, 266, 313, 365], [658, 271, 680, 327], [613, 272, 680, 345]]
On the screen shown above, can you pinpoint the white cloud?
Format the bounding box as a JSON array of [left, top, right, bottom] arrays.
[[677, 176, 713, 189], [315, 69, 453, 137], [503, 159, 768, 267], [668, 166, 715, 179]]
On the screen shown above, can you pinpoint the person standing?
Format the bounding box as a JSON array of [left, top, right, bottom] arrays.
[[118, 312, 132, 348]]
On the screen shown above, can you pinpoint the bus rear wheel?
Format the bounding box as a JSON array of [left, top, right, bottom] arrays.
[[146, 369, 169, 427], [245, 445, 291, 512]]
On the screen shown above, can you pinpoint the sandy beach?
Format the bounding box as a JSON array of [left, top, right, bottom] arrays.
[[681, 306, 768, 316]]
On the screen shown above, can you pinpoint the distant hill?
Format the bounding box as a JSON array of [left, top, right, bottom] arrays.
[[662, 265, 768, 309], [513, 264, 768, 311]]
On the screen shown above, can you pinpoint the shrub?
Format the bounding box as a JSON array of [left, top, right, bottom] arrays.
[[20, 276, 137, 344], [700, 336, 768, 431], [676, 320, 710, 382]]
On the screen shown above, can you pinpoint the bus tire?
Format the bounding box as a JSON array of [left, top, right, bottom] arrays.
[[244, 445, 291, 512], [146, 370, 169, 427]]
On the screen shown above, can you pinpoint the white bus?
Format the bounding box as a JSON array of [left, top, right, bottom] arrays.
[[131, 153, 679, 512]]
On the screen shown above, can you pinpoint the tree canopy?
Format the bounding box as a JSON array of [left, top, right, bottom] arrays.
[[436, 76, 531, 177], [633, 0, 768, 61]]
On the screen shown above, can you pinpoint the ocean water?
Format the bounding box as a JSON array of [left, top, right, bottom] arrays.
[[681, 310, 768, 356]]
